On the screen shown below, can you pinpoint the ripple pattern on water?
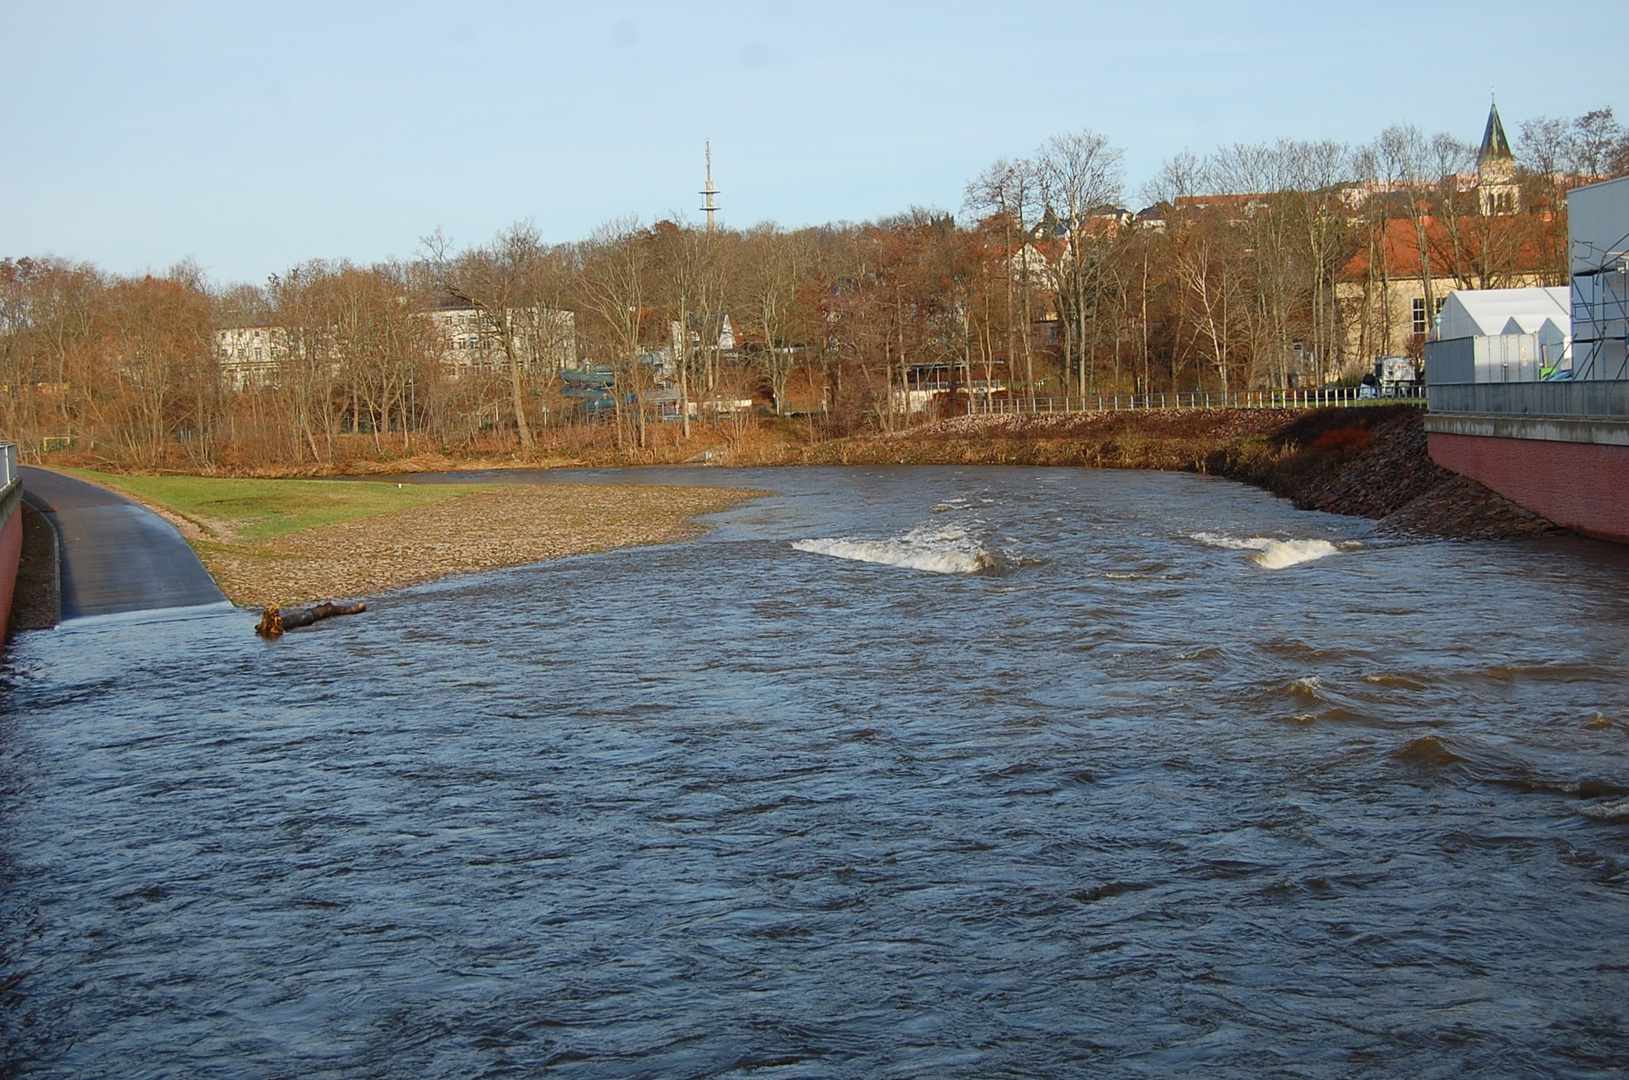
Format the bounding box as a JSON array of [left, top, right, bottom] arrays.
[[3, 467, 1629, 1077]]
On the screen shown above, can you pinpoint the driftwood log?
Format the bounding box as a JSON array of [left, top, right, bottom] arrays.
[[255, 601, 366, 638]]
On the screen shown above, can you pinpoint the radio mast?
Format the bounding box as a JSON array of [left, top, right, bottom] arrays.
[[699, 141, 720, 234]]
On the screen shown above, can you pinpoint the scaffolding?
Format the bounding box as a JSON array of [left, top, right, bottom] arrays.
[[1568, 178, 1629, 380], [1571, 249, 1629, 380]]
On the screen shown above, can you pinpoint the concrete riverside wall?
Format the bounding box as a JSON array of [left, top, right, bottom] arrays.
[[0, 444, 21, 642], [1427, 430, 1629, 543], [0, 499, 20, 643]]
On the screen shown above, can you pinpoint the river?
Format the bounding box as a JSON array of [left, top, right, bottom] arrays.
[[3, 466, 1628, 1077]]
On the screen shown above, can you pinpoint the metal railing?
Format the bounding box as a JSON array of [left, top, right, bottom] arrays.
[[1427, 381, 1629, 420], [0, 443, 16, 493], [982, 387, 1426, 415]]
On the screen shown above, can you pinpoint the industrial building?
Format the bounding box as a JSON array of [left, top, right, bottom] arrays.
[[1569, 175, 1629, 380]]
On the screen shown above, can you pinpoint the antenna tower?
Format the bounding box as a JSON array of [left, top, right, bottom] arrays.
[[700, 141, 721, 234]]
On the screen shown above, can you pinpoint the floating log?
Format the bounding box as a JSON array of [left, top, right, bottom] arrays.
[[255, 601, 366, 638]]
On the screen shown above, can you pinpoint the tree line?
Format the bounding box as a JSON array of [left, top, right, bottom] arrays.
[[3, 106, 1624, 469]]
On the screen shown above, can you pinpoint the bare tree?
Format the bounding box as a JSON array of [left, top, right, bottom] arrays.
[[1034, 130, 1124, 392], [1571, 108, 1625, 177], [740, 224, 810, 417], [965, 157, 1042, 403], [575, 218, 653, 451], [426, 222, 549, 451], [651, 219, 731, 437]]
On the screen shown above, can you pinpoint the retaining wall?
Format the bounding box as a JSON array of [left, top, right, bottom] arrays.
[[1427, 429, 1629, 543], [0, 445, 21, 642]]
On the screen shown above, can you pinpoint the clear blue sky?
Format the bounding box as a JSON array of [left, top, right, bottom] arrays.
[[2, 0, 1622, 286]]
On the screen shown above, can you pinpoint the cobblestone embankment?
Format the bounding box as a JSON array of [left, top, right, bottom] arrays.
[[809, 406, 1559, 539], [1205, 407, 1559, 539]]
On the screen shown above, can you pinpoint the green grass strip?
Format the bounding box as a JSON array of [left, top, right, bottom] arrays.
[[67, 470, 496, 541]]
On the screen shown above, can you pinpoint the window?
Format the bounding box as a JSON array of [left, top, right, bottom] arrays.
[[1412, 298, 1427, 335]]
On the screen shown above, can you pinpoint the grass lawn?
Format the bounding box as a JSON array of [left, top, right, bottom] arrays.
[[66, 470, 498, 541]]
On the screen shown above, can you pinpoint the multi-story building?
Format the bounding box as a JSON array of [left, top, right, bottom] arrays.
[[216, 325, 284, 390], [216, 304, 577, 388], [426, 304, 577, 380]]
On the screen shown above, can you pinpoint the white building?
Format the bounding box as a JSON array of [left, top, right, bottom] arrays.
[[217, 326, 284, 389], [216, 305, 577, 388], [427, 305, 577, 380], [1568, 175, 1629, 380]]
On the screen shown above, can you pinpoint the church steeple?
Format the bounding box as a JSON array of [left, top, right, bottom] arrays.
[[1479, 101, 1513, 164], [1477, 97, 1519, 215]]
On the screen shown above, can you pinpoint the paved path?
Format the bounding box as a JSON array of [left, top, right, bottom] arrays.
[[21, 468, 225, 619]]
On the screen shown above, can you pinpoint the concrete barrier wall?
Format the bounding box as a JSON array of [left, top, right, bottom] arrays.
[[0, 445, 21, 643]]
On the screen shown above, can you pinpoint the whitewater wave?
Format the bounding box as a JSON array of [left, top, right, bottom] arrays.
[[793, 526, 1004, 575], [1191, 532, 1342, 569], [1282, 675, 1328, 702], [1580, 798, 1629, 823]]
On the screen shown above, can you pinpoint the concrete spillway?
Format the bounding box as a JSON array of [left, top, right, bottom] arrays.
[[21, 467, 225, 619]]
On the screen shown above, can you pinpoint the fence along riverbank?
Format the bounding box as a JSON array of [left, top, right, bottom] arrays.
[[981, 386, 1426, 415]]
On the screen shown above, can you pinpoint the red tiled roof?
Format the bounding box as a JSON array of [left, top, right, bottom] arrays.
[[1339, 214, 1561, 281]]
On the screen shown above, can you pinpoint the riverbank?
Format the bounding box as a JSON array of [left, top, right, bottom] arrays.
[[38, 406, 1560, 606], [198, 484, 756, 606], [52, 472, 759, 607], [1208, 406, 1559, 539], [805, 406, 1560, 539]]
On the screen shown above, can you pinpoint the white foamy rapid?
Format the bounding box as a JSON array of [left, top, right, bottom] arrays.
[[793, 526, 999, 574], [1190, 532, 1341, 570]]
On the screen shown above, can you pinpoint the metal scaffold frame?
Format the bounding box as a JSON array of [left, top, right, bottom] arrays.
[[1570, 230, 1629, 380]]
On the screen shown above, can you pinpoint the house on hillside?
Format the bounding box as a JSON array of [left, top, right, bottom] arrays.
[[1336, 104, 1564, 366], [217, 326, 283, 389], [426, 303, 577, 381], [1336, 213, 1561, 362]]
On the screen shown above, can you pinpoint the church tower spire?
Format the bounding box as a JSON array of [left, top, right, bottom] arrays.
[[1479, 99, 1513, 164], [1477, 97, 1519, 216]]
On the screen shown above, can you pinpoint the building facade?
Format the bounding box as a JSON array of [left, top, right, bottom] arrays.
[[217, 305, 577, 389], [1336, 104, 1562, 366]]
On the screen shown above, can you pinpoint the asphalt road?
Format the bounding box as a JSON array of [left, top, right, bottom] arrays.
[[21, 467, 226, 619]]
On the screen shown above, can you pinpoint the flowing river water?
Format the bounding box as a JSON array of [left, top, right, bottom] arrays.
[[3, 466, 1629, 1078]]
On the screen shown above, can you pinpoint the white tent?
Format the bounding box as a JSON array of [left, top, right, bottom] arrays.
[[1426, 286, 1572, 383], [1435, 286, 1570, 342]]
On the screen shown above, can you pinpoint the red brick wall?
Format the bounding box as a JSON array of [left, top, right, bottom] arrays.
[[1428, 432, 1629, 543], [0, 505, 21, 644]]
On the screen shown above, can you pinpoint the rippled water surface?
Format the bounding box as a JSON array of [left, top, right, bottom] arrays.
[[5, 466, 1629, 1078]]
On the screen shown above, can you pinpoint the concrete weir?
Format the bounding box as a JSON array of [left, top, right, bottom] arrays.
[[20, 467, 225, 620]]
